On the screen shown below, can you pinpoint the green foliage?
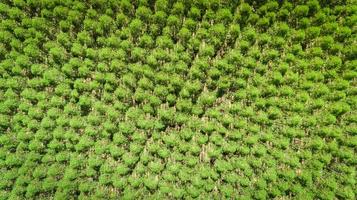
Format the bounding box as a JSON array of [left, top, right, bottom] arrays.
[[0, 1, 355, 199]]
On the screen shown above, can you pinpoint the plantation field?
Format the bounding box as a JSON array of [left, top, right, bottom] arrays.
[[0, 0, 356, 199]]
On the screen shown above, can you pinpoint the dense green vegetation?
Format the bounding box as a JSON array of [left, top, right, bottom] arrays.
[[0, 0, 356, 199]]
